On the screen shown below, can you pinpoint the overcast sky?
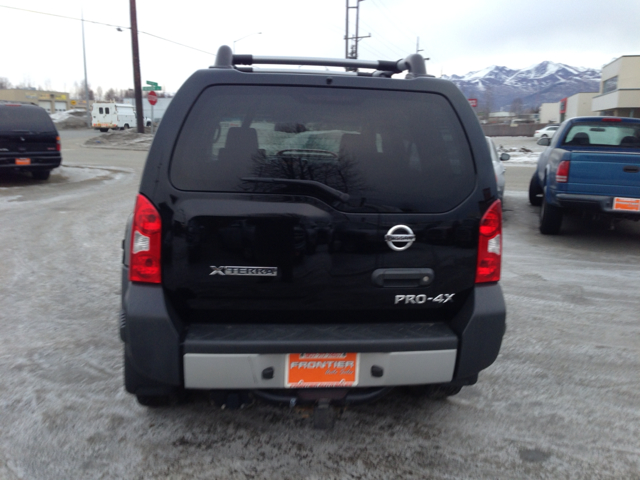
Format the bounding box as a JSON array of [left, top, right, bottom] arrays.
[[1, 0, 639, 95]]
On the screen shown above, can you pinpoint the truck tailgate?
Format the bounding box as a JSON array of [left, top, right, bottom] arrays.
[[567, 151, 640, 197]]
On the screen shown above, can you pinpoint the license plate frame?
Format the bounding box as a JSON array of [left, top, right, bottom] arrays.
[[15, 158, 31, 166], [613, 197, 640, 212], [285, 353, 359, 388]]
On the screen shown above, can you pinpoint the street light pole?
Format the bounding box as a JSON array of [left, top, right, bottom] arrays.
[[233, 32, 262, 53]]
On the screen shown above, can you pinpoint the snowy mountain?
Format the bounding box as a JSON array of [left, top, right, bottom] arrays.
[[443, 61, 601, 111]]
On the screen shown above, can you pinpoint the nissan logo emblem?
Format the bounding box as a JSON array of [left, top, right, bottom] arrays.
[[385, 225, 416, 251]]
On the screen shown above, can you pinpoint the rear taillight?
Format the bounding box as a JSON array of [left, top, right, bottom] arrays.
[[56, 135, 61, 151], [476, 200, 502, 283], [556, 161, 570, 183], [129, 194, 161, 283], [602, 117, 622, 122]]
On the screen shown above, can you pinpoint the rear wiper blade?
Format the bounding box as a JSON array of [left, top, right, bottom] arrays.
[[241, 177, 350, 202]]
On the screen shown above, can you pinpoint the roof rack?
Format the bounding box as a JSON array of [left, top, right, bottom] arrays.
[[212, 45, 431, 78]]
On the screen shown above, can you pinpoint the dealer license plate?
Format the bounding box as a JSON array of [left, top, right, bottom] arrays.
[[285, 353, 359, 388], [613, 197, 640, 212], [15, 158, 31, 165]]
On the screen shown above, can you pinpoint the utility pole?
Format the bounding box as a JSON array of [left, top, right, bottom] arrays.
[[81, 9, 90, 128], [344, 0, 370, 61], [129, 0, 144, 133], [416, 37, 430, 75]]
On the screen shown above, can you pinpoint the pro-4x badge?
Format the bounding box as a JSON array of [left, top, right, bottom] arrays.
[[209, 266, 278, 277]]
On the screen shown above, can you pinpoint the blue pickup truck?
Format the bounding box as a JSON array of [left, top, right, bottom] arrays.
[[529, 116, 640, 234]]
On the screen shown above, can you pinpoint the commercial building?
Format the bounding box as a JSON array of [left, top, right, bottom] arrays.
[[0, 89, 70, 112], [539, 102, 560, 124], [562, 92, 599, 121], [592, 55, 640, 118], [540, 93, 599, 123]]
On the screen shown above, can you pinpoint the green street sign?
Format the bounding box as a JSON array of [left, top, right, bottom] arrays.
[[142, 86, 162, 91], [146, 81, 158, 87]]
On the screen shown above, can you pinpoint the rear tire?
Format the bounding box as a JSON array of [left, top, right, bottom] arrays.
[[539, 190, 563, 235], [99, 128, 108, 133], [124, 346, 180, 407], [32, 170, 50, 181], [528, 175, 543, 206]]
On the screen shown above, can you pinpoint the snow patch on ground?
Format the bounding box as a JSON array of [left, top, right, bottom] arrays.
[[84, 130, 154, 150], [493, 136, 544, 165], [50, 109, 88, 130]]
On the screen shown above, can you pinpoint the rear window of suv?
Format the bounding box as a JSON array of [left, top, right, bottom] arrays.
[[170, 85, 475, 213], [0, 105, 56, 133]]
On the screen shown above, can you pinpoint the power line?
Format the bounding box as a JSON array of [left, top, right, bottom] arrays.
[[359, 21, 409, 59], [367, 0, 422, 48], [0, 4, 217, 56]]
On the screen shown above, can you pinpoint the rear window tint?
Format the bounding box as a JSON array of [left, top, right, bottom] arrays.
[[0, 106, 56, 132], [170, 86, 475, 213]]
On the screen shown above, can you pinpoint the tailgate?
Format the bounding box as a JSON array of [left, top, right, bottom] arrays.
[[0, 132, 58, 156], [566, 151, 640, 197], [161, 196, 479, 323]]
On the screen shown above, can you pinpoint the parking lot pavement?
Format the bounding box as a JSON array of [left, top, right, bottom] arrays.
[[0, 136, 638, 479]]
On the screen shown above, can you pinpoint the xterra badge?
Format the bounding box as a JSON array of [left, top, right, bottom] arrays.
[[210, 266, 278, 277]]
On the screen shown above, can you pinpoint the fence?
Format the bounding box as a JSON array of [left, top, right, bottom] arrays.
[[481, 123, 545, 137]]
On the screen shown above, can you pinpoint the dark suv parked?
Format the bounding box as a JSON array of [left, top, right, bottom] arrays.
[[0, 102, 62, 180], [121, 46, 506, 418]]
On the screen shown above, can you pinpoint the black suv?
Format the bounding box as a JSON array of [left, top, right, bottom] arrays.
[[0, 102, 62, 180], [121, 46, 506, 415]]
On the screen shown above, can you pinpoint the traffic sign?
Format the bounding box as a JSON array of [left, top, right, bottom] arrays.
[[146, 80, 158, 87], [142, 85, 162, 91], [468, 98, 478, 108], [148, 91, 158, 105]]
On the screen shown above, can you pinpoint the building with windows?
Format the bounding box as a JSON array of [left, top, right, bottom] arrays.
[[0, 89, 70, 112], [592, 55, 640, 117]]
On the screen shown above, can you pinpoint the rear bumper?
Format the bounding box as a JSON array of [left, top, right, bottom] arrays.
[[556, 193, 640, 216], [0, 156, 61, 170], [121, 277, 506, 391], [185, 351, 457, 389]]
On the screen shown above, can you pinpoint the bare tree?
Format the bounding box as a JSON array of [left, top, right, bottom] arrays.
[[16, 75, 34, 89], [104, 88, 116, 101], [0, 77, 12, 89], [96, 86, 103, 101]]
